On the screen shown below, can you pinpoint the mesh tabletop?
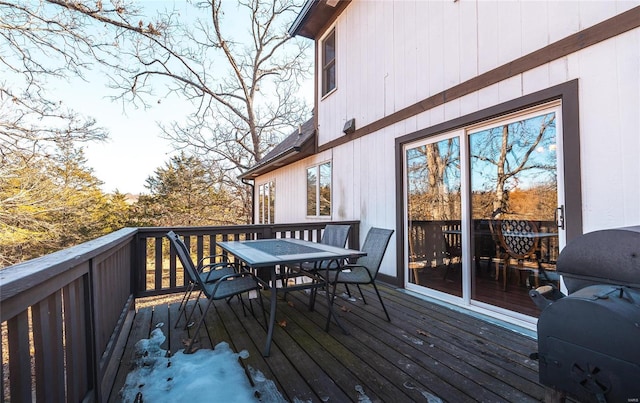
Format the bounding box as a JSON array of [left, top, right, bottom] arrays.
[[242, 239, 322, 256]]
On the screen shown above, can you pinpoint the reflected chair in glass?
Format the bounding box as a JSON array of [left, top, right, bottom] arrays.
[[322, 227, 394, 330], [496, 219, 541, 291], [166, 231, 265, 353]]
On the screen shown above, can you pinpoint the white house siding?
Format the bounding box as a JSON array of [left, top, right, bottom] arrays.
[[318, 0, 638, 145], [258, 150, 333, 224], [254, 0, 640, 276], [575, 30, 640, 230]]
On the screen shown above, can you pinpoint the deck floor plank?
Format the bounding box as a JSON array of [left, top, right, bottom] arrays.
[[274, 292, 418, 402], [326, 286, 541, 402], [347, 287, 542, 384], [221, 296, 326, 402], [285, 290, 480, 402], [292, 289, 516, 403], [221, 292, 328, 401], [108, 307, 153, 403], [110, 283, 549, 402], [284, 290, 472, 402]]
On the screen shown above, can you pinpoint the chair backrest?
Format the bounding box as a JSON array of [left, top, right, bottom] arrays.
[[498, 219, 539, 259], [321, 224, 351, 248], [356, 227, 394, 278], [166, 231, 200, 285]]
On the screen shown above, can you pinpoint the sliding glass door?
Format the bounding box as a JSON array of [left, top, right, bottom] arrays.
[[404, 102, 564, 319], [406, 134, 463, 298]]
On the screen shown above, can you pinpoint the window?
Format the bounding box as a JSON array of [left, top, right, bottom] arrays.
[[322, 30, 336, 96], [258, 181, 275, 224], [307, 162, 331, 217]]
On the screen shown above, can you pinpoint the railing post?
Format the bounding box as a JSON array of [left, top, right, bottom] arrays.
[[135, 233, 147, 296], [85, 258, 98, 402], [259, 226, 274, 239]]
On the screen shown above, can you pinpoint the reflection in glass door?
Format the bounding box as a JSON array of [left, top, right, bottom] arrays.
[[404, 103, 564, 319], [469, 109, 561, 317], [406, 137, 463, 298]]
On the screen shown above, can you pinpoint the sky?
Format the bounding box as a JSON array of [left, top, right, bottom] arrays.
[[58, 74, 185, 195], [56, 1, 313, 195]]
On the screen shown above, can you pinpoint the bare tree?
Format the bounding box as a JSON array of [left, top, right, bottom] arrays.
[[2, 0, 311, 224], [0, 0, 161, 161], [471, 113, 557, 216], [0, 1, 159, 264], [104, 0, 312, 219], [407, 139, 461, 221]]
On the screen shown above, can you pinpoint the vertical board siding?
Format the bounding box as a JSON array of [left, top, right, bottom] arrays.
[[258, 1, 640, 283], [1, 229, 138, 402], [521, 2, 548, 55], [7, 310, 31, 402], [497, 1, 523, 67], [32, 292, 65, 401], [568, 30, 640, 231], [317, 0, 638, 144], [63, 278, 89, 402]]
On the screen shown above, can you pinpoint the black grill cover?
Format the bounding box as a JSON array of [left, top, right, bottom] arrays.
[[537, 284, 640, 401], [556, 226, 640, 293]]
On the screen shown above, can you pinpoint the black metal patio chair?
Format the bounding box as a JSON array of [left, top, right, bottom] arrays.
[[169, 235, 238, 327], [166, 231, 265, 353], [282, 224, 351, 301], [321, 227, 394, 330]]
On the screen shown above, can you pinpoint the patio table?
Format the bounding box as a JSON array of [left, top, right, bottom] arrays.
[[217, 238, 366, 356]]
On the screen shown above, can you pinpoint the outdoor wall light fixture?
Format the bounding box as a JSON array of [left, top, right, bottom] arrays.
[[343, 118, 356, 134]]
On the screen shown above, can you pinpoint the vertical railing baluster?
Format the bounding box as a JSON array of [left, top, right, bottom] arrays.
[[7, 310, 31, 402]]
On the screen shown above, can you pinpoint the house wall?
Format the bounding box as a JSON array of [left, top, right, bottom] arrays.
[[256, 149, 333, 224], [256, 0, 640, 278], [318, 0, 639, 144]]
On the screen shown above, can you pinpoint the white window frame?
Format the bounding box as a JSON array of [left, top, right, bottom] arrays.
[[257, 180, 275, 224], [321, 28, 336, 98], [306, 161, 332, 218]]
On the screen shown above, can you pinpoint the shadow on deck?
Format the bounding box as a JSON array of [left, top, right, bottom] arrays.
[[109, 283, 546, 402]]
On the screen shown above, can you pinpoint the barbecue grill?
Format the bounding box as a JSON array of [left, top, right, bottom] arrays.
[[529, 226, 640, 403]]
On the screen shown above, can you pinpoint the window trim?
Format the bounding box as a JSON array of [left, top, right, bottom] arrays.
[[257, 180, 275, 224], [321, 29, 336, 97], [392, 80, 581, 287], [306, 161, 332, 218]]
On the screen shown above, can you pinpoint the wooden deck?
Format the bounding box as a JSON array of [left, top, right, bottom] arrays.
[[109, 282, 548, 402]]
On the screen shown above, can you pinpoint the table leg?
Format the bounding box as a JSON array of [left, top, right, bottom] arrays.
[[263, 268, 278, 357], [323, 266, 350, 335]]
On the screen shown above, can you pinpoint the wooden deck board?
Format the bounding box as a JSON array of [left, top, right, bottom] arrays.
[[338, 286, 541, 402], [109, 283, 548, 403]]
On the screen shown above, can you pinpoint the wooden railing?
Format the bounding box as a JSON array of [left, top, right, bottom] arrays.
[[408, 219, 558, 265], [0, 221, 359, 402]]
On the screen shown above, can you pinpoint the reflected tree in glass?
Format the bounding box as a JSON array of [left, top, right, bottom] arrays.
[[407, 139, 461, 222], [406, 138, 462, 293], [470, 113, 557, 219], [307, 167, 317, 216], [319, 162, 331, 216], [268, 181, 275, 223]]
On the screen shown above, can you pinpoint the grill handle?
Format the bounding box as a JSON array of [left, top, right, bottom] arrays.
[[529, 284, 565, 310]]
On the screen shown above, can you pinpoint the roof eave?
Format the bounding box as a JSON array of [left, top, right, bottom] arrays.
[[239, 147, 302, 180], [288, 0, 317, 38], [288, 0, 350, 39]]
